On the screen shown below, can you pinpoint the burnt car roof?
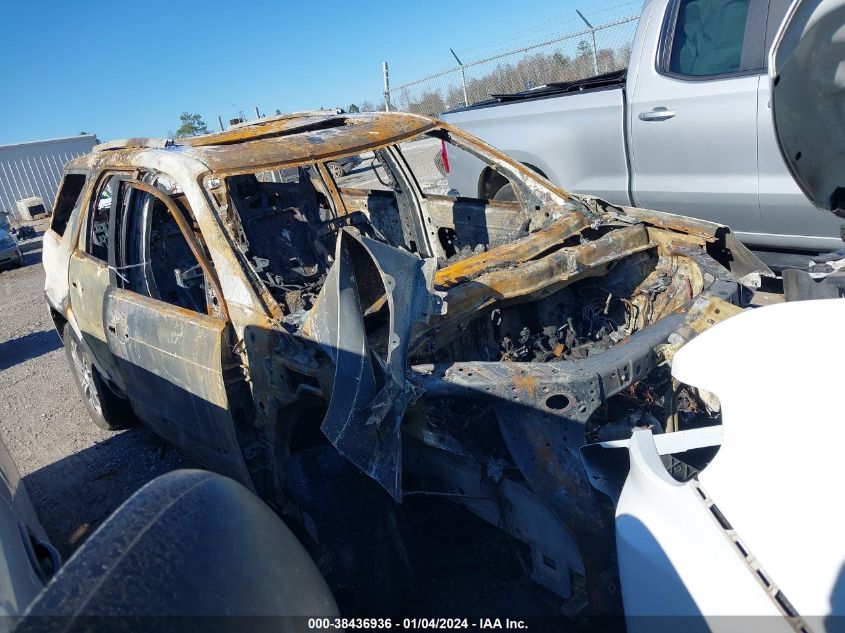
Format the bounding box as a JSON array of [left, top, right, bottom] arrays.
[[87, 112, 438, 177]]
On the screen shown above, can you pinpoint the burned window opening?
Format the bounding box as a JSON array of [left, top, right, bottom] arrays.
[[112, 175, 213, 315], [228, 171, 336, 316]]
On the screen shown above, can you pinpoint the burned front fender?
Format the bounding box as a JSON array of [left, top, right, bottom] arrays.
[[304, 228, 442, 499]]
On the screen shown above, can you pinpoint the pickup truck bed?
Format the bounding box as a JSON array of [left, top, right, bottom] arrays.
[[445, 71, 631, 207], [442, 0, 845, 253], [450, 69, 628, 111]]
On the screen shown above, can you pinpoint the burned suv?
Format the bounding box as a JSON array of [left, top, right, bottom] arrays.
[[43, 112, 766, 614]]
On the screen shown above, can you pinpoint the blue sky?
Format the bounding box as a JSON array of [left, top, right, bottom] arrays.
[[0, 0, 638, 144]]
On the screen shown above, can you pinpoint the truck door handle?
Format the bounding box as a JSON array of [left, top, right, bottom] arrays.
[[639, 108, 676, 121]]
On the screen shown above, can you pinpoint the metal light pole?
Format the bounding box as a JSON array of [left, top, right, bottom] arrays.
[[450, 48, 469, 107], [383, 62, 392, 112], [576, 9, 600, 75]]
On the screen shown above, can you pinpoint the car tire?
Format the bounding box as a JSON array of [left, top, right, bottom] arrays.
[[493, 183, 517, 202], [327, 161, 345, 179], [63, 327, 136, 431]]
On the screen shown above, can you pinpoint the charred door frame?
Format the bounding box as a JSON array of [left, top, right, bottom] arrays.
[[102, 178, 253, 484], [67, 170, 136, 391]]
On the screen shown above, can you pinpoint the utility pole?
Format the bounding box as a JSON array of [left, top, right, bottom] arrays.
[[576, 9, 600, 75], [383, 62, 392, 112], [450, 48, 469, 107]]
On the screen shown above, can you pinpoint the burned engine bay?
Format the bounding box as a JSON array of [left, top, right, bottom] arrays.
[[205, 126, 765, 615]]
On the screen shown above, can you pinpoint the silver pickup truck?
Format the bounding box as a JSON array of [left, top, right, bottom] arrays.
[[442, 0, 843, 253]]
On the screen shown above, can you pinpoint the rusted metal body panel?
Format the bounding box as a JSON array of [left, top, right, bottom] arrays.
[[104, 288, 252, 485], [45, 111, 773, 615]]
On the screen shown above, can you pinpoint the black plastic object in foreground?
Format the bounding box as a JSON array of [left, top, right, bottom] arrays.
[[17, 470, 337, 631]]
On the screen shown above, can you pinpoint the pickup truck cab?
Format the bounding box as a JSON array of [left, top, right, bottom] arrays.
[[442, 0, 843, 252]]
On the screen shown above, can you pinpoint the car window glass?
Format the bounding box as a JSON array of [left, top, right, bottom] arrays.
[[669, 0, 751, 76], [51, 174, 86, 237], [120, 184, 209, 315]]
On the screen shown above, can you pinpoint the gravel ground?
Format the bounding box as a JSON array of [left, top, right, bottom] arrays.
[[0, 248, 192, 559]]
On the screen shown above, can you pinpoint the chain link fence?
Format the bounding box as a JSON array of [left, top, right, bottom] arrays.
[[367, 11, 639, 117]]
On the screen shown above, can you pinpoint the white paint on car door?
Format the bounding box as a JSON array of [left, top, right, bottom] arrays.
[[628, 0, 767, 234]]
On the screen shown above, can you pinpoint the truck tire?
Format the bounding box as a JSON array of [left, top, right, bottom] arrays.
[[63, 328, 136, 431]]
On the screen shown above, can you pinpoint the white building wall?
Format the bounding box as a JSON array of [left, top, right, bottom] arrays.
[[0, 134, 97, 223]]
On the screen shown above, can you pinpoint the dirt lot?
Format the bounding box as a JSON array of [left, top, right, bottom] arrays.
[[0, 247, 192, 559]]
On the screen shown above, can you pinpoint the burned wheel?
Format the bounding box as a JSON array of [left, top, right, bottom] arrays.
[[63, 327, 136, 431]]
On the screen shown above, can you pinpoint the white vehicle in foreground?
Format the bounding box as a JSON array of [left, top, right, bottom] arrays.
[[582, 0, 845, 629]]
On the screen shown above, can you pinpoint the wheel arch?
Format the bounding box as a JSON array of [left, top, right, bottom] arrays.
[[477, 162, 549, 199], [48, 305, 68, 338]]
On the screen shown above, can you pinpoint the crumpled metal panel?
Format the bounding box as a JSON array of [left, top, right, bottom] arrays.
[[306, 228, 440, 499]]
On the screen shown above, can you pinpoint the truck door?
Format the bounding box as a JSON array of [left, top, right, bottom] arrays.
[[628, 0, 767, 235], [101, 177, 253, 486], [756, 0, 845, 249], [68, 174, 129, 392]]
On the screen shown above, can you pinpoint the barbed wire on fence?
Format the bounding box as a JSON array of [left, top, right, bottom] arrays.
[[354, 12, 639, 117], [390, 0, 642, 83]]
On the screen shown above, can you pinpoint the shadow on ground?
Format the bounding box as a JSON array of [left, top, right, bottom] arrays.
[[23, 427, 195, 559], [0, 330, 62, 371]]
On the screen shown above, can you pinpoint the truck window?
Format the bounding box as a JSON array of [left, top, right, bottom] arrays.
[[668, 0, 752, 76], [85, 176, 117, 263], [119, 183, 210, 315], [51, 174, 86, 237]]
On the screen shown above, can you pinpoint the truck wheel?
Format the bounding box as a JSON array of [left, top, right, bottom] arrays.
[[64, 328, 136, 431], [493, 183, 517, 202]]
